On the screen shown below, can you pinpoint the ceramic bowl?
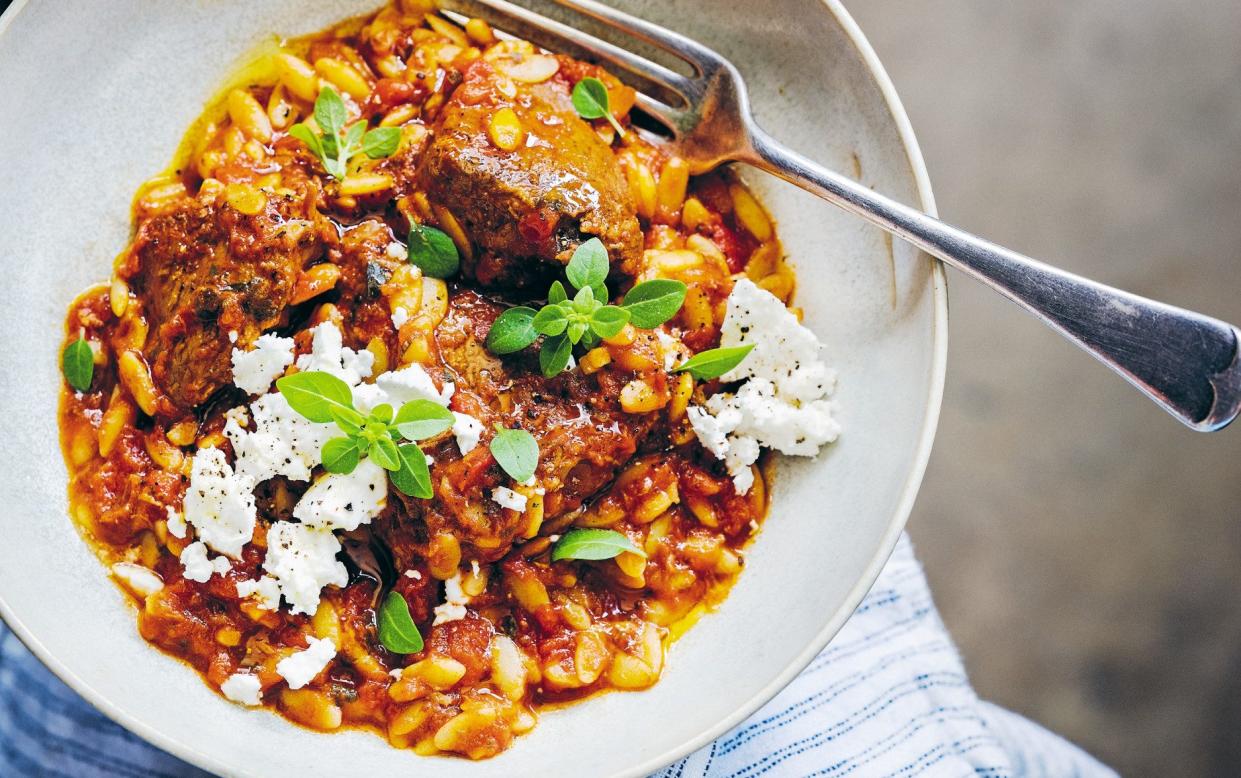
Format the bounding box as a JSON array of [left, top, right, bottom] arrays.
[[0, 0, 946, 775]]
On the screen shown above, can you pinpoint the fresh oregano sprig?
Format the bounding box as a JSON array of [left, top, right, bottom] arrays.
[[275, 371, 453, 498], [572, 77, 625, 138], [484, 238, 687, 377], [288, 85, 401, 180]]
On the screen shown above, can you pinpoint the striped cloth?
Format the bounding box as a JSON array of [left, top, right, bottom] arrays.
[[0, 535, 1115, 777]]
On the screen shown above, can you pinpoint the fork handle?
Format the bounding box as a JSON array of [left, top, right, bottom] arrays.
[[745, 130, 1241, 431]]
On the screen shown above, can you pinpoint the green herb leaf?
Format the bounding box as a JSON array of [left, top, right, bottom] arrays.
[[548, 280, 569, 305], [408, 223, 460, 278], [566, 237, 609, 292], [276, 371, 355, 423], [539, 333, 572, 377], [390, 443, 433, 498], [532, 304, 569, 337], [62, 337, 94, 392], [321, 437, 360, 474], [485, 306, 539, 354], [567, 319, 588, 344], [329, 404, 366, 435], [589, 305, 630, 339], [673, 344, 755, 380], [622, 279, 688, 329], [489, 425, 539, 483], [369, 403, 394, 425], [571, 77, 624, 136], [362, 126, 401, 159], [314, 85, 348, 136], [288, 123, 324, 160], [592, 283, 609, 305], [393, 399, 455, 441], [377, 591, 424, 654], [571, 284, 596, 314], [551, 528, 645, 562], [343, 120, 366, 154], [369, 435, 401, 471]]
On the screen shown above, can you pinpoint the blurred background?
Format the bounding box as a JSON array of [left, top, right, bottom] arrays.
[[846, 1, 1241, 775]]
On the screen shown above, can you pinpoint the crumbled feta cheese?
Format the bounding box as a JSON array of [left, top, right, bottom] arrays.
[[432, 572, 471, 625], [226, 392, 335, 484], [452, 412, 484, 455], [295, 322, 374, 387], [220, 673, 263, 706], [275, 636, 337, 689], [386, 241, 406, 261], [231, 333, 295, 395], [389, 667, 405, 680], [183, 448, 257, 558], [263, 522, 349, 616], [655, 328, 690, 371], [404, 569, 422, 580], [228, 330, 238, 343], [391, 306, 410, 328], [353, 363, 454, 413], [491, 487, 527, 512], [165, 506, 187, 539], [179, 541, 230, 583], [688, 279, 841, 494], [292, 458, 388, 532], [110, 562, 164, 599], [235, 575, 282, 610]]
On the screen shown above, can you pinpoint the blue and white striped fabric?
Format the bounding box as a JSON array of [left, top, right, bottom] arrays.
[[0, 535, 1115, 777]]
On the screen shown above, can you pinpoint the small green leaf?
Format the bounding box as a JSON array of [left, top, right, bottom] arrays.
[[329, 404, 365, 435], [566, 237, 609, 292], [408, 223, 460, 278], [390, 443, 433, 498], [489, 425, 539, 483], [485, 306, 539, 354], [673, 344, 755, 380], [288, 123, 325, 163], [532, 304, 569, 336], [369, 435, 401, 471], [394, 399, 455, 441], [551, 528, 645, 562], [548, 280, 569, 305], [362, 126, 401, 158], [539, 334, 572, 377], [567, 320, 588, 344], [343, 120, 366, 155], [571, 77, 624, 136], [589, 305, 630, 339], [62, 338, 94, 392], [276, 371, 355, 423], [592, 283, 609, 305], [321, 437, 360, 474], [622, 279, 688, 329], [314, 85, 348, 135], [377, 591, 424, 654], [369, 403, 394, 425], [571, 284, 596, 315]]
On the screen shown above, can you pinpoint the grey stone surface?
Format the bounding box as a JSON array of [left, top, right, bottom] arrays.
[[845, 1, 1241, 775]]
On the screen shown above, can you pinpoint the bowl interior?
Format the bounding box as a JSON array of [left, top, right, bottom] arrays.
[[0, 1, 944, 775]]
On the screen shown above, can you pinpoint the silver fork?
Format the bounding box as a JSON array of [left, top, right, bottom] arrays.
[[441, 0, 1241, 432]]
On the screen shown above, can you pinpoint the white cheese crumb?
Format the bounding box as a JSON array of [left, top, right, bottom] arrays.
[[225, 392, 335, 484], [389, 667, 405, 680], [228, 330, 238, 343], [292, 458, 388, 532], [432, 572, 471, 626], [404, 569, 422, 580], [386, 241, 406, 261], [452, 412, 484, 455], [391, 306, 410, 328], [183, 448, 256, 558], [353, 363, 454, 413], [655, 328, 690, 371], [295, 322, 374, 387], [688, 279, 841, 494], [235, 575, 282, 610], [165, 506, 187, 539], [179, 541, 230, 583], [275, 636, 337, 689], [263, 522, 348, 616], [471, 559, 481, 577], [231, 333, 295, 395], [491, 486, 527, 513], [220, 673, 263, 706], [110, 562, 164, 599]]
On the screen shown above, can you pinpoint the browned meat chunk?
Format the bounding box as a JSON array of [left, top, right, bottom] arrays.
[[375, 289, 664, 566], [122, 183, 329, 411], [419, 60, 643, 287]]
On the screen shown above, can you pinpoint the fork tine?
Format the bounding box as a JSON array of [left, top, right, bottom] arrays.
[[440, 0, 694, 105], [550, 0, 726, 74]]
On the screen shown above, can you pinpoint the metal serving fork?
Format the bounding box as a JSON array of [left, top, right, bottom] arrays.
[[441, 0, 1241, 432]]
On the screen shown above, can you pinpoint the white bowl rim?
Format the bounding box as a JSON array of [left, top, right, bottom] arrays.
[[0, 0, 948, 775]]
